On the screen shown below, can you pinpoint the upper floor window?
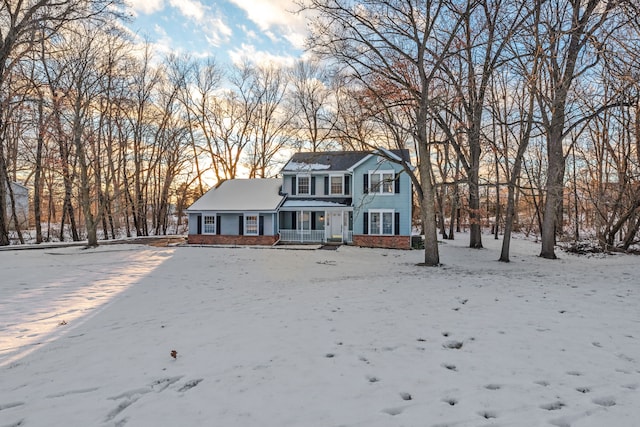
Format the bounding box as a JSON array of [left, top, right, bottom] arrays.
[[370, 171, 395, 194], [297, 175, 310, 195], [330, 175, 343, 195]]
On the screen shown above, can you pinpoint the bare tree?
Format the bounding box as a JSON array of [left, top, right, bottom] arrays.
[[0, 0, 122, 245], [288, 59, 336, 152], [301, 0, 475, 266], [245, 63, 293, 178], [529, 0, 628, 259]]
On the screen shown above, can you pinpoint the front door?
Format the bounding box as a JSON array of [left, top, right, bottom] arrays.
[[329, 211, 343, 241]]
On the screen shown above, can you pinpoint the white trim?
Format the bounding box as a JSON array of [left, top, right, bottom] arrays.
[[203, 214, 216, 234], [296, 174, 311, 195], [368, 170, 395, 194], [369, 209, 395, 235], [244, 214, 259, 236], [329, 174, 344, 195]]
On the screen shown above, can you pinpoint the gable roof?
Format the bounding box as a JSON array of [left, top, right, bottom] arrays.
[[281, 149, 411, 173], [187, 179, 285, 212]]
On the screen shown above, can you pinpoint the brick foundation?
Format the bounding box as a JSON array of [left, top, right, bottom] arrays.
[[188, 234, 278, 246], [352, 235, 411, 250]]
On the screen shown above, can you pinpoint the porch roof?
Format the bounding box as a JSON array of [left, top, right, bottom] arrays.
[[280, 199, 351, 209]]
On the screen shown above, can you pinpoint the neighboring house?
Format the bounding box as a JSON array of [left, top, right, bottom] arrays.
[[187, 149, 413, 249], [4, 182, 29, 230]]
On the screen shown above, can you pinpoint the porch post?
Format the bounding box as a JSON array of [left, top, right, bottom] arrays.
[[324, 210, 328, 243]]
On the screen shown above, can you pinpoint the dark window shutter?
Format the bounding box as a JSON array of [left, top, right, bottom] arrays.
[[394, 212, 400, 235], [363, 174, 369, 194], [311, 176, 316, 195], [291, 211, 297, 229], [259, 216, 264, 235], [238, 215, 244, 235], [395, 174, 400, 193], [324, 176, 329, 195], [363, 212, 369, 234], [216, 215, 221, 235], [196, 215, 202, 234], [291, 176, 296, 195], [311, 212, 316, 230], [345, 175, 351, 195]]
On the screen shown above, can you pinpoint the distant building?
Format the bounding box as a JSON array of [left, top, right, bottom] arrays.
[[4, 182, 29, 230]]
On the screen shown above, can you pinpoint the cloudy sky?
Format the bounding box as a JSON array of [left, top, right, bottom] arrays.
[[125, 0, 309, 65]]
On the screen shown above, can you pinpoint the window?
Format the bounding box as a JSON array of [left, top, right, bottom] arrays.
[[245, 215, 258, 235], [297, 175, 310, 195], [369, 171, 394, 194], [330, 175, 343, 195], [298, 211, 311, 232], [203, 215, 216, 234], [369, 210, 394, 235]]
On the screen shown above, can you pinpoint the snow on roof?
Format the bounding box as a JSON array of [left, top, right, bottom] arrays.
[[282, 161, 331, 171], [187, 179, 284, 212]]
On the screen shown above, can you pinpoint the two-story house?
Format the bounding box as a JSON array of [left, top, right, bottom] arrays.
[[187, 148, 413, 249]]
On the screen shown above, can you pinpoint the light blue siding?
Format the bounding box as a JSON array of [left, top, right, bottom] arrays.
[[189, 212, 277, 236], [188, 213, 200, 234], [352, 156, 412, 235]]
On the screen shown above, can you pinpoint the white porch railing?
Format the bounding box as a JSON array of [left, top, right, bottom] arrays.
[[279, 229, 325, 243]]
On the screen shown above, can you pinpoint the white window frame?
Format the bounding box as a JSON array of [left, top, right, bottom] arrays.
[[297, 175, 311, 195], [369, 170, 395, 194], [244, 214, 259, 236], [203, 215, 216, 234], [369, 209, 394, 235], [329, 174, 344, 195]]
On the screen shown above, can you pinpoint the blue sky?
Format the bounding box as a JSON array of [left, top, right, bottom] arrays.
[[125, 0, 309, 65]]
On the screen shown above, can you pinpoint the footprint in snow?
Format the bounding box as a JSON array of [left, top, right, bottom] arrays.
[[442, 397, 457, 406], [381, 406, 404, 416], [540, 401, 565, 411], [178, 379, 203, 392], [478, 410, 497, 419], [592, 397, 616, 407], [443, 340, 463, 349]]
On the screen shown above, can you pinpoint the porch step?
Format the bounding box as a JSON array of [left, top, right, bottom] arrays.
[[320, 244, 341, 250]]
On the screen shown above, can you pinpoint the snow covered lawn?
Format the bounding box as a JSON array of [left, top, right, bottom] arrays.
[[1, 236, 638, 426]]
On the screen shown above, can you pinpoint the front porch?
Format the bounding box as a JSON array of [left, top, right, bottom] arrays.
[[278, 209, 353, 244]]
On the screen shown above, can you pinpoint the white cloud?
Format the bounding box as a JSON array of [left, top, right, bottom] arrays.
[[160, 0, 232, 48], [227, 0, 308, 49], [203, 17, 233, 47], [125, 0, 165, 15], [239, 25, 259, 41], [227, 0, 299, 30], [168, 0, 206, 21], [283, 31, 305, 50], [228, 43, 295, 67]]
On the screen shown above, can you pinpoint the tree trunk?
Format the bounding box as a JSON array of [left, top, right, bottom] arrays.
[[417, 139, 440, 266]]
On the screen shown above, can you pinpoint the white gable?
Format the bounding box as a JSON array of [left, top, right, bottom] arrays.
[[187, 179, 284, 212]]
